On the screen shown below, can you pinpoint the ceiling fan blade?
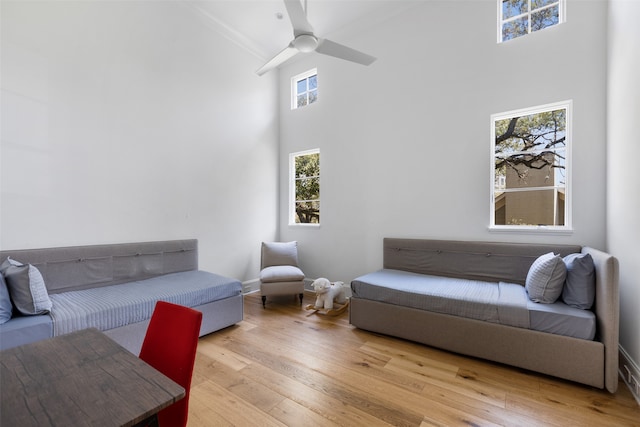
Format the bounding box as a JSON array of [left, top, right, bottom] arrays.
[[315, 39, 376, 66], [256, 45, 299, 76], [284, 0, 314, 37]]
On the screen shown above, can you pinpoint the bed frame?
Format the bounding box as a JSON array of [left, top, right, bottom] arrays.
[[0, 239, 243, 354], [349, 238, 619, 392]]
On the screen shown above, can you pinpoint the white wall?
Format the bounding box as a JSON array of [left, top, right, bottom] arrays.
[[279, 0, 608, 283], [0, 1, 279, 280], [608, 0, 640, 387]]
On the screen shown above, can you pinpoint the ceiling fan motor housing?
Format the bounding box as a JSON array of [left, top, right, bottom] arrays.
[[293, 34, 318, 52]]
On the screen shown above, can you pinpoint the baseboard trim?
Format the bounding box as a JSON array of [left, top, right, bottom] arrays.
[[242, 278, 322, 295], [242, 279, 260, 294], [619, 345, 640, 405], [304, 277, 315, 291]]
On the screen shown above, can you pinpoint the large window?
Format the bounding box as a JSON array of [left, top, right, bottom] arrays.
[[290, 149, 320, 225], [491, 101, 572, 231], [499, 0, 564, 42], [291, 69, 317, 109]]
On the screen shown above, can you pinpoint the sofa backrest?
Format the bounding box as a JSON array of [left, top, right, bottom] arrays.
[[0, 240, 198, 294], [383, 238, 581, 285]]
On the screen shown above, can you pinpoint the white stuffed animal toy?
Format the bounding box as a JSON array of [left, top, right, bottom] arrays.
[[312, 278, 347, 310]]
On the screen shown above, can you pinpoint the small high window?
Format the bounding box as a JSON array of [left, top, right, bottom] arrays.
[[491, 101, 572, 231], [499, 0, 564, 42], [291, 69, 317, 109], [289, 149, 320, 225]]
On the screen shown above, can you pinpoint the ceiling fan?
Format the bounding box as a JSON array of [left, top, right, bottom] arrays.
[[256, 0, 377, 76]]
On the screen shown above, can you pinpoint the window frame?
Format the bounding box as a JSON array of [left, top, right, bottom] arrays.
[[291, 68, 318, 110], [498, 0, 565, 43], [289, 148, 320, 227], [489, 100, 573, 234]]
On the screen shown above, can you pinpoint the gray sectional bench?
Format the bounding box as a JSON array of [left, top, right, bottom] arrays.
[[350, 238, 619, 392], [0, 239, 243, 354]]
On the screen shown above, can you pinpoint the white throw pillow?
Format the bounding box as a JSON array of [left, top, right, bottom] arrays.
[[525, 252, 567, 304]]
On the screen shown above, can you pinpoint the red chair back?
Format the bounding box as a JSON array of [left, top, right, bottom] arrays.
[[139, 301, 202, 427]]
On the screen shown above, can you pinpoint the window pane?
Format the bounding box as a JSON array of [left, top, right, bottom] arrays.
[[292, 69, 317, 110], [308, 90, 317, 104], [494, 189, 564, 226], [493, 103, 569, 228], [291, 148, 320, 225], [495, 163, 507, 190], [295, 201, 320, 224], [297, 79, 307, 94], [295, 153, 319, 179], [532, 5, 559, 32], [502, 16, 528, 41], [551, 150, 566, 187], [295, 177, 320, 201], [502, 0, 528, 19], [532, 0, 557, 10], [495, 109, 566, 154], [495, 151, 564, 190]]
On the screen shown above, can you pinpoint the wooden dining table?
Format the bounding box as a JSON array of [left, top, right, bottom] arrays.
[[0, 327, 185, 426]]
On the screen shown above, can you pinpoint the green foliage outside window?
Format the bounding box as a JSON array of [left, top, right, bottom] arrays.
[[294, 152, 320, 224]]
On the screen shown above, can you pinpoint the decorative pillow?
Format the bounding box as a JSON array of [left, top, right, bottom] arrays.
[[261, 241, 299, 268], [525, 252, 567, 303], [2, 258, 52, 315], [0, 256, 20, 274], [562, 253, 596, 310], [0, 274, 13, 324]]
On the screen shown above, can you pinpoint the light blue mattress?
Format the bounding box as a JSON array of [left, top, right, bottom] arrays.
[[527, 299, 596, 340], [0, 314, 53, 351], [49, 270, 241, 336], [351, 269, 595, 340]]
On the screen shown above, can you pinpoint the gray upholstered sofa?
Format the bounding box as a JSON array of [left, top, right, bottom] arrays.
[[0, 239, 243, 354], [350, 238, 619, 393]]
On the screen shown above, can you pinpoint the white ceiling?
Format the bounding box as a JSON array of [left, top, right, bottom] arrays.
[[187, 0, 417, 62]]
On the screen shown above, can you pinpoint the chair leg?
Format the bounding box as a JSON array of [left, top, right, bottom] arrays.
[[261, 295, 266, 308], [299, 293, 303, 304]]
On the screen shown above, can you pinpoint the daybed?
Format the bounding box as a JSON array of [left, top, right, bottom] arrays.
[[0, 239, 243, 354], [350, 238, 619, 393]]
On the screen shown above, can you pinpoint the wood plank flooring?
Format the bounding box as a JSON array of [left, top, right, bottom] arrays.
[[188, 293, 640, 426]]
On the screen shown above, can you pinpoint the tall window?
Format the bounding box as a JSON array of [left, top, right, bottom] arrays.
[[291, 69, 317, 109], [499, 0, 564, 42], [290, 149, 320, 225], [491, 101, 572, 230]]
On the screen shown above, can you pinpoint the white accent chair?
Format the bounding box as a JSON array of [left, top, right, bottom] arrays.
[[259, 241, 305, 308]]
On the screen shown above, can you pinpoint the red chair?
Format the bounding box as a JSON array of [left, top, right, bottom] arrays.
[[139, 301, 203, 427]]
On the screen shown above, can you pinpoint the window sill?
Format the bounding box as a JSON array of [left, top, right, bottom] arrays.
[[288, 223, 321, 228], [488, 225, 573, 235]]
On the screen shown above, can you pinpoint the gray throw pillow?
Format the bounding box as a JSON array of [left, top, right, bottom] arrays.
[[525, 252, 567, 303], [0, 256, 19, 275], [261, 241, 299, 268], [561, 253, 595, 310], [0, 274, 13, 324], [3, 258, 52, 315]]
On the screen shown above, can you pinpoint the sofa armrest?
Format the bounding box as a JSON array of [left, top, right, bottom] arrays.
[[583, 246, 619, 393]]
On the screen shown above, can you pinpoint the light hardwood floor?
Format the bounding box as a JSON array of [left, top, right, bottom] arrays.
[[188, 293, 640, 426]]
